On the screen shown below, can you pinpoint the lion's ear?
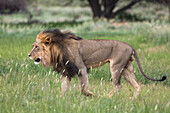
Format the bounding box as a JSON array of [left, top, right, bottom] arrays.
[[45, 37, 53, 45]]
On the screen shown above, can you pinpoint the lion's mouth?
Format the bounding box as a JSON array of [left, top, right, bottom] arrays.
[[34, 57, 41, 65]]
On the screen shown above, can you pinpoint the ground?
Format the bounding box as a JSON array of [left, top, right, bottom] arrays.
[[0, 6, 170, 113]]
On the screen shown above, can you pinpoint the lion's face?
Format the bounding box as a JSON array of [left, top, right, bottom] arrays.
[[28, 33, 52, 68], [28, 29, 77, 68]]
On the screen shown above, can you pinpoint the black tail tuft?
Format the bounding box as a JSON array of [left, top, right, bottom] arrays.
[[160, 75, 167, 81]]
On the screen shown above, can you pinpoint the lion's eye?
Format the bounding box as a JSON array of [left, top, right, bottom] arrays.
[[35, 46, 38, 49]]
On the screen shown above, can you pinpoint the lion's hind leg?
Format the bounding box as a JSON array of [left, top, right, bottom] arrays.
[[109, 61, 123, 97], [122, 61, 140, 99]]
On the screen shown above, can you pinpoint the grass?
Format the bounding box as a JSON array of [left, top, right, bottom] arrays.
[[0, 20, 170, 113], [0, 6, 91, 23]]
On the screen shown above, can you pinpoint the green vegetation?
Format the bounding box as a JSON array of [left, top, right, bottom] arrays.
[[0, 2, 169, 23], [0, 21, 169, 113], [0, 5, 170, 112]]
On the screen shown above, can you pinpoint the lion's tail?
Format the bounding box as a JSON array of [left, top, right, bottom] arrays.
[[132, 49, 167, 81]]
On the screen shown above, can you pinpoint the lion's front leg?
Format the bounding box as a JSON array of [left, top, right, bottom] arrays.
[[78, 69, 94, 96], [60, 75, 71, 97]]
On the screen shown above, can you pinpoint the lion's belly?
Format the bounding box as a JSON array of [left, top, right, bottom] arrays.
[[83, 48, 111, 68], [85, 59, 109, 68]]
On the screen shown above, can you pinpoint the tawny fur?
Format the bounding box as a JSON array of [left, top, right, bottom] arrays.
[[28, 29, 166, 98]]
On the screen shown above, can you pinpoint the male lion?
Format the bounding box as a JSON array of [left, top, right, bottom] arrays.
[[28, 29, 166, 98]]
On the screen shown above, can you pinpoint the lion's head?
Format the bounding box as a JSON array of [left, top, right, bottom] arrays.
[[28, 29, 82, 68]]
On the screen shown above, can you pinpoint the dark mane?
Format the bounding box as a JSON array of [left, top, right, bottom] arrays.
[[41, 29, 81, 78], [42, 29, 82, 42]]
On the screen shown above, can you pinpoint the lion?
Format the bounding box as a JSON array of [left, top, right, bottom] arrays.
[[28, 29, 167, 98]]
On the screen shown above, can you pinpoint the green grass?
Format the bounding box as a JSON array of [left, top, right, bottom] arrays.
[[0, 21, 170, 113]]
